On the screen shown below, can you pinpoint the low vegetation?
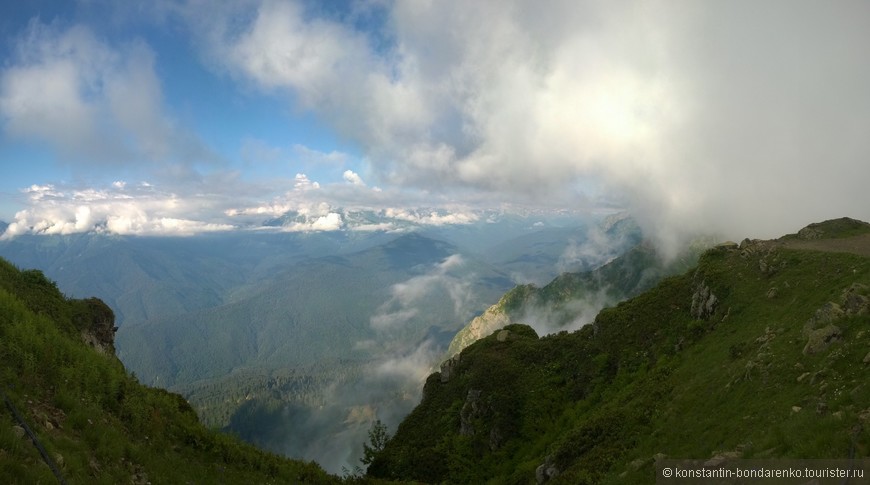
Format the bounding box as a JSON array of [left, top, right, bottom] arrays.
[[0, 257, 337, 484], [368, 219, 870, 483]]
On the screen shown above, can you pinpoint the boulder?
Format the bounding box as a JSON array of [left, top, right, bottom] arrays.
[[842, 283, 870, 315], [803, 325, 842, 355], [535, 455, 560, 484]]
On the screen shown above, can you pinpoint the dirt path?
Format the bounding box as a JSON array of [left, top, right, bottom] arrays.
[[777, 233, 870, 258]]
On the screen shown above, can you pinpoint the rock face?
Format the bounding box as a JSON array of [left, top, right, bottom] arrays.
[[459, 389, 484, 436], [440, 355, 461, 383], [691, 279, 718, 320], [535, 455, 560, 484], [447, 302, 512, 358], [77, 298, 117, 355], [802, 283, 869, 355]]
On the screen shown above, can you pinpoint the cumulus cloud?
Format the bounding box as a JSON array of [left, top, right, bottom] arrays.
[[342, 170, 366, 186], [1, 182, 234, 239], [293, 173, 320, 191], [383, 208, 478, 226], [186, 0, 870, 254], [281, 212, 344, 233], [0, 20, 214, 167]]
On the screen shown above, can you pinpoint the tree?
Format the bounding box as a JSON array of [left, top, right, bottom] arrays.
[[360, 419, 390, 467]]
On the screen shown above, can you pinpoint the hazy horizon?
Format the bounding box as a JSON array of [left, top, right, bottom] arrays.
[[2, 1, 869, 256]]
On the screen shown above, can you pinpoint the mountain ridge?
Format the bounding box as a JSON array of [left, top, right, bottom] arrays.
[[366, 218, 870, 483], [0, 257, 338, 483]]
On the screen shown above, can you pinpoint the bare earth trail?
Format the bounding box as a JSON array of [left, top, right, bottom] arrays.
[[777, 233, 870, 258]]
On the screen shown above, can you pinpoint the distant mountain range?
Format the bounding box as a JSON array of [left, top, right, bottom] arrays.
[[5, 217, 867, 483], [1, 210, 644, 472]]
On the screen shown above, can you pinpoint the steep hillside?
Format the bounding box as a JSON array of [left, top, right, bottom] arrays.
[[446, 238, 704, 358], [0, 258, 337, 484], [368, 219, 870, 483]]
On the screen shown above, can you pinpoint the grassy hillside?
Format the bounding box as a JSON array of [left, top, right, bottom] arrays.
[[446, 239, 704, 359], [368, 220, 870, 483], [0, 257, 338, 484]]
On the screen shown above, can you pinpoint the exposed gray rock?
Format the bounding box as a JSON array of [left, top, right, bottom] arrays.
[[440, 355, 461, 383], [842, 283, 870, 315], [766, 287, 778, 299], [691, 280, 718, 320], [535, 455, 560, 484], [796, 225, 824, 240], [460, 389, 483, 436], [77, 298, 117, 355], [803, 325, 842, 355], [803, 303, 844, 337]]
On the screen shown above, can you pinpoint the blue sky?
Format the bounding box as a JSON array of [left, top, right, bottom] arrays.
[[2, 1, 870, 246]]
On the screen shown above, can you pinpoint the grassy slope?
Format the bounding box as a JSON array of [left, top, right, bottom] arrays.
[[0, 257, 338, 484], [369, 222, 870, 484]]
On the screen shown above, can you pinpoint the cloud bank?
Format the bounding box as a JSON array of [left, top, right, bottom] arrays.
[[193, 0, 870, 251], [4, 1, 870, 249], [1, 182, 234, 239]]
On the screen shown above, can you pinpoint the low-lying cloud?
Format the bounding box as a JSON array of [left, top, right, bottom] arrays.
[[371, 254, 472, 330], [1, 182, 234, 239]]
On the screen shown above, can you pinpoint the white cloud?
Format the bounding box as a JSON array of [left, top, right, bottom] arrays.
[[0, 20, 213, 167], [1, 182, 234, 239], [185, 0, 870, 254], [293, 173, 320, 191], [383, 208, 478, 226], [342, 169, 365, 186], [272, 209, 344, 233], [371, 254, 471, 330]]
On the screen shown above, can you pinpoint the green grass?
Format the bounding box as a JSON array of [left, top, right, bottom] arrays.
[[369, 243, 870, 484], [0, 257, 339, 484]]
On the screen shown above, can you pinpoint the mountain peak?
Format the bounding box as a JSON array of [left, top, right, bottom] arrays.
[[787, 217, 870, 240]]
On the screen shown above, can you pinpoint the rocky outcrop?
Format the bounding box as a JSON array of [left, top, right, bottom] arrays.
[[691, 279, 718, 320], [841, 283, 870, 315], [76, 298, 117, 355], [802, 283, 869, 355], [803, 325, 842, 355], [440, 355, 461, 383], [535, 455, 560, 484], [459, 389, 484, 436], [446, 302, 512, 359]]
